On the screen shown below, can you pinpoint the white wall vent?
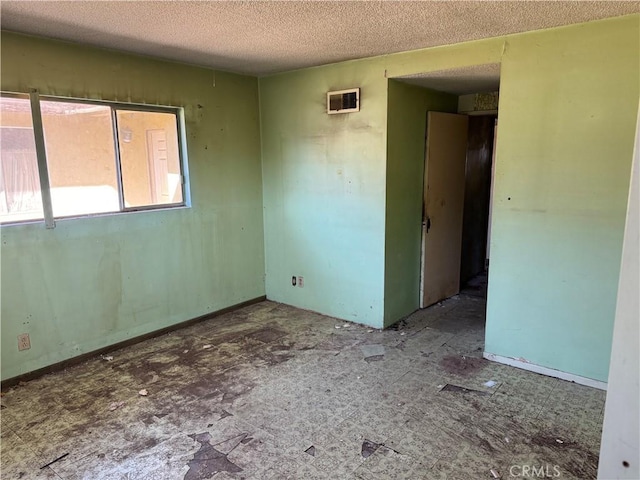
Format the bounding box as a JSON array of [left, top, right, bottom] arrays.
[[327, 88, 360, 114]]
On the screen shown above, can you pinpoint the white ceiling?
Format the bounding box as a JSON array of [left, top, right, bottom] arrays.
[[397, 64, 501, 95], [1, 1, 638, 76]]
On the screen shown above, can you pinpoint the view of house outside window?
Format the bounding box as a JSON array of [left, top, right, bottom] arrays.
[[0, 93, 188, 225]]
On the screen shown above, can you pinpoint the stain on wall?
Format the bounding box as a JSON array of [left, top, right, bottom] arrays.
[[261, 14, 639, 381], [2, 14, 637, 384], [260, 62, 389, 328], [0, 32, 265, 380]]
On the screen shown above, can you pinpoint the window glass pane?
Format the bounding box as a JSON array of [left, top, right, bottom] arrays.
[[0, 96, 44, 223], [41, 101, 119, 217], [117, 110, 183, 207]]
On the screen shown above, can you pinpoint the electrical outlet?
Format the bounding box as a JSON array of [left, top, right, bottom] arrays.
[[17, 333, 31, 351], [298, 276, 304, 288]]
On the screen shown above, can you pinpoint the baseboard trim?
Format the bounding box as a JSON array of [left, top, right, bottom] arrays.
[[1, 295, 267, 389], [483, 352, 608, 391]]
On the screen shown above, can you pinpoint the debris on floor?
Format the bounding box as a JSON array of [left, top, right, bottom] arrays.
[[108, 401, 125, 411], [364, 355, 384, 363], [360, 344, 385, 363], [0, 290, 606, 479], [388, 320, 407, 331], [484, 380, 497, 387], [219, 410, 233, 420], [440, 354, 486, 376], [40, 453, 69, 469], [361, 440, 381, 458], [185, 432, 243, 479], [440, 384, 491, 396], [138, 389, 148, 396]]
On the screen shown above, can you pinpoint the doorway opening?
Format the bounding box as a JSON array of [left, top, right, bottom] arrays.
[[458, 111, 498, 300], [395, 64, 500, 313]]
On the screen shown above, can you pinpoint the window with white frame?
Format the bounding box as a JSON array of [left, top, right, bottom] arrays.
[[0, 92, 188, 226]]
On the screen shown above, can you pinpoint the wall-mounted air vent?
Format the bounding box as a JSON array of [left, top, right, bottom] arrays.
[[327, 88, 360, 114]]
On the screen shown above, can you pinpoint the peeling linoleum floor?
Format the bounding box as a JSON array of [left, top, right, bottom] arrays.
[[1, 291, 606, 479]]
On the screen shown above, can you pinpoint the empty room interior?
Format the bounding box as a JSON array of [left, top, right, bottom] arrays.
[[0, 2, 639, 479]]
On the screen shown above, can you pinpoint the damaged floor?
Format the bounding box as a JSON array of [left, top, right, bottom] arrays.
[[1, 290, 605, 479]]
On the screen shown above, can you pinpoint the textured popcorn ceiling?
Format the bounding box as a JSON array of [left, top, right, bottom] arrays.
[[1, 1, 638, 76], [397, 64, 501, 95]]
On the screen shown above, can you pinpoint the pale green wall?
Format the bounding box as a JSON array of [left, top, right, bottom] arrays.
[[260, 14, 639, 381], [260, 61, 389, 327], [384, 80, 457, 326], [259, 23, 505, 330], [483, 15, 639, 382], [0, 33, 265, 380]]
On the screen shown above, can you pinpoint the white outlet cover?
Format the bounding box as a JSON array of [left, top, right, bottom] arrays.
[[298, 276, 304, 287], [17, 333, 31, 351]]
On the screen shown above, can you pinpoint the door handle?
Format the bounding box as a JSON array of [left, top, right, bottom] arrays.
[[426, 216, 431, 233]]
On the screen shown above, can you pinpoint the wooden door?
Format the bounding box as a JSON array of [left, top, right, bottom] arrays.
[[420, 112, 469, 308]]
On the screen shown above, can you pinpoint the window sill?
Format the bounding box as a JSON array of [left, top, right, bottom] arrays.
[[0, 203, 191, 229]]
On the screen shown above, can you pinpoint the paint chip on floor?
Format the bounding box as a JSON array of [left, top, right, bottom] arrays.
[[185, 432, 243, 479], [0, 289, 606, 479], [108, 401, 125, 411], [219, 410, 233, 420], [361, 440, 381, 458], [360, 344, 385, 357], [440, 384, 490, 396]]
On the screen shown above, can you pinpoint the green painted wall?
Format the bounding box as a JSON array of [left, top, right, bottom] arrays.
[[384, 80, 457, 326], [260, 30, 504, 329], [259, 61, 389, 327], [260, 14, 639, 381], [483, 15, 639, 382], [0, 33, 265, 380]]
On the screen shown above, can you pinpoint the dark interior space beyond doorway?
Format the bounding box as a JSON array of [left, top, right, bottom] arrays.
[[460, 115, 496, 286], [461, 271, 489, 300]]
